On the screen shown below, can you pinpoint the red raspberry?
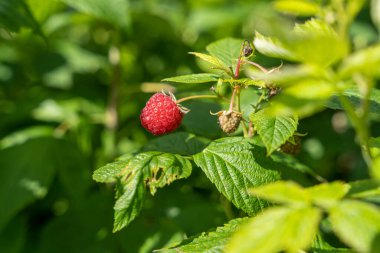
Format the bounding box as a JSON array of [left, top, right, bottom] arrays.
[[140, 93, 184, 135]]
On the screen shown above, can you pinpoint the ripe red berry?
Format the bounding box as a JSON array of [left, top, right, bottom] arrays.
[[140, 93, 184, 135]]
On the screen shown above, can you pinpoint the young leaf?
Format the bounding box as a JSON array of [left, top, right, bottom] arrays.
[[250, 109, 298, 155], [273, 0, 320, 16], [306, 181, 350, 208], [193, 137, 281, 215], [162, 218, 248, 253], [59, 0, 129, 28], [99, 152, 192, 232], [254, 20, 348, 66], [189, 52, 230, 73], [226, 206, 321, 253], [206, 38, 243, 74], [371, 0, 380, 32], [249, 181, 310, 205], [92, 160, 129, 183], [339, 44, 380, 78], [269, 79, 336, 118], [253, 32, 297, 61], [329, 200, 380, 253], [162, 73, 220, 84]]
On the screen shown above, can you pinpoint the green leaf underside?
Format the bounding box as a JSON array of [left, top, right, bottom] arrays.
[[93, 152, 192, 232], [348, 180, 380, 202], [329, 200, 380, 253], [193, 137, 281, 215], [206, 38, 243, 74], [251, 109, 298, 155], [163, 218, 248, 253], [92, 160, 129, 183], [162, 73, 220, 84], [227, 206, 321, 253], [326, 87, 380, 116]]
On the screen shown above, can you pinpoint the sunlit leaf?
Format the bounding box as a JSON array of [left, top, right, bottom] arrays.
[[206, 38, 243, 74], [339, 43, 380, 78], [249, 181, 309, 204], [329, 200, 380, 253], [227, 206, 321, 253], [273, 0, 320, 16], [306, 181, 350, 208]]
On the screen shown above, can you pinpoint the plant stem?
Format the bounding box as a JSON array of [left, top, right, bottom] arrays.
[[235, 86, 248, 137], [176, 95, 218, 104]]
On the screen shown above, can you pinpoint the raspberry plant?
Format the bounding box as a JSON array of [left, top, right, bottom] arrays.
[[93, 1, 380, 252]]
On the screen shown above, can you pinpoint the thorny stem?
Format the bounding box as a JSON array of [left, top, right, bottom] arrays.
[[176, 95, 218, 104]]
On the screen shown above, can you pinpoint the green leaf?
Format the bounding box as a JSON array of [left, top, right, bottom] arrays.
[[306, 181, 350, 208], [163, 218, 248, 253], [59, 0, 129, 28], [93, 160, 129, 183], [0, 138, 85, 231], [193, 137, 281, 215], [0, 0, 45, 37], [0, 217, 26, 253], [348, 180, 380, 203], [326, 87, 380, 116], [110, 152, 192, 232], [273, 0, 320, 16], [227, 206, 321, 253], [162, 73, 220, 84], [371, 0, 380, 32], [339, 43, 380, 78], [269, 79, 336, 118], [311, 233, 354, 252], [189, 52, 230, 73], [206, 38, 243, 74], [253, 32, 297, 61], [254, 20, 348, 66], [250, 109, 298, 155], [142, 132, 210, 155], [251, 181, 350, 208], [329, 200, 380, 253], [250, 181, 309, 205]]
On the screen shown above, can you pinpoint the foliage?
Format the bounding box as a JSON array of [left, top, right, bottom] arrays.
[[1, 0, 380, 253]]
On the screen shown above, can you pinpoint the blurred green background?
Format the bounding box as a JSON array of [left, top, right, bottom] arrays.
[[0, 0, 378, 252]]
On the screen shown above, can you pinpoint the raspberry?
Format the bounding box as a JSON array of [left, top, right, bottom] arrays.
[[280, 135, 302, 155], [140, 93, 184, 135], [217, 110, 242, 134]]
